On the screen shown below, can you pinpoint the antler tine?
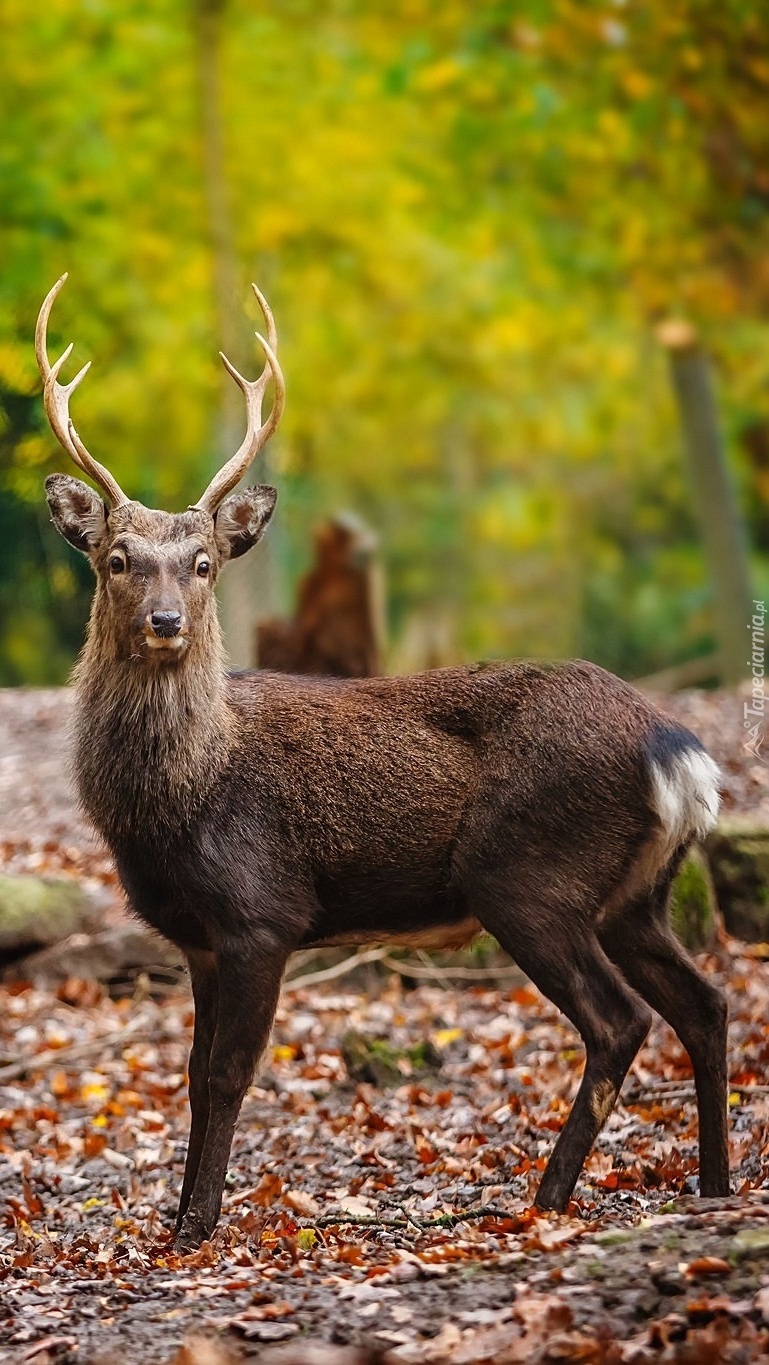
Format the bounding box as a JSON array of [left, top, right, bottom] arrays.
[[251, 281, 278, 354], [192, 285, 286, 515], [35, 275, 130, 508]]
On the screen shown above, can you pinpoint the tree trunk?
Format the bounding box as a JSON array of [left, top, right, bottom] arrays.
[[192, 0, 273, 667], [659, 322, 753, 685]]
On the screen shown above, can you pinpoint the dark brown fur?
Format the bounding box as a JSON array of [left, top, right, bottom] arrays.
[[45, 475, 730, 1247]]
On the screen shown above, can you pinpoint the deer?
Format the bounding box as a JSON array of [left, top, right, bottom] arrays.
[[36, 275, 730, 1249]]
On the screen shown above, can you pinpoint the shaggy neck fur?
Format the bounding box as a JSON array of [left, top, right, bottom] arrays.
[[72, 584, 237, 845]]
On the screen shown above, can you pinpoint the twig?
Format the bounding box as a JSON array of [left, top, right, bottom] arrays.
[[625, 1080, 769, 1103], [397, 1203, 427, 1233], [302, 1204, 517, 1231], [282, 944, 522, 994], [625, 1085, 695, 1104], [283, 946, 391, 992], [630, 1078, 692, 1090], [0, 1018, 169, 1084], [382, 953, 521, 982], [635, 652, 721, 694]]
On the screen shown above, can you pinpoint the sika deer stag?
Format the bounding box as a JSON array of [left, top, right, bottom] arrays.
[[37, 275, 730, 1247]]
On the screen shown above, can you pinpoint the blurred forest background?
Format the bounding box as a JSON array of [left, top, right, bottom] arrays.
[[0, 0, 767, 685]]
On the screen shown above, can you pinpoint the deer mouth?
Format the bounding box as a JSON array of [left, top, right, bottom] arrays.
[[143, 633, 188, 654]]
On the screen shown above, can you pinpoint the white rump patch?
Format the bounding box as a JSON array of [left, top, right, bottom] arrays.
[[649, 749, 721, 857], [600, 746, 722, 916]]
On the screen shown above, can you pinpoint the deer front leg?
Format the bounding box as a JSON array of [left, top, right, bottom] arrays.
[[175, 950, 219, 1231], [174, 938, 287, 1249]]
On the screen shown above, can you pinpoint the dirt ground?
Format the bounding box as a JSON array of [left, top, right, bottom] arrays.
[[0, 684, 768, 1364]]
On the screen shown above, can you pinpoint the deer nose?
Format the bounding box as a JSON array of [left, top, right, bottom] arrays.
[[149, 609, 183, 639]]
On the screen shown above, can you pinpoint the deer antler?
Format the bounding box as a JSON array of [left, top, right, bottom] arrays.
[[191, 283, 286, 515], [35, 275, 130, 508]]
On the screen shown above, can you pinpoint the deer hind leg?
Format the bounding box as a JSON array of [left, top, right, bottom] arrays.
[[598, 877, 730, 1198], [175, 937, 288, 1249], [477, 897, 653, 1212]]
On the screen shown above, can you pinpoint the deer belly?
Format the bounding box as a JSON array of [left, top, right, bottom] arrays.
[[305, 870, 481, 951], [304, 916, 483, 951]]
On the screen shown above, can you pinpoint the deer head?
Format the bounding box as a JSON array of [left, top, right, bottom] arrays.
[[37, 276, 285, 664]]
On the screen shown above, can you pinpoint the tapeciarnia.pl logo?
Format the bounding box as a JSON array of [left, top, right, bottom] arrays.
[[744, 599, 766, 762]]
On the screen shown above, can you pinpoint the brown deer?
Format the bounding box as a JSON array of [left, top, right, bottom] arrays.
[[37, 275, 729, 1249]]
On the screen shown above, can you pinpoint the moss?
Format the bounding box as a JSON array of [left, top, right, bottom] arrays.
[[670, 848, 717, 951], [707, 821, 769, 942], [0, 873, 97, 953], [730, 1228, 769, 1262], [595, 1230, 634, 1247], [406, 1039, 442, 1071], [586, 1260, 607, 1278], [341, 1030, 442, 1087]]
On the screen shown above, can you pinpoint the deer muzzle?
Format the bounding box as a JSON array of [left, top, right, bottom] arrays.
[[144, 607, 188, 651]]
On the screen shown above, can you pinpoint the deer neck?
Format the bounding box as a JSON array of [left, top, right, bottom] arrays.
[[71, 604, 236, 846]]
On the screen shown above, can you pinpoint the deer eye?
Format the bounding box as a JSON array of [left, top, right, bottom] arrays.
[[109, 552, 126, 575], [195, 553, 211, 578]]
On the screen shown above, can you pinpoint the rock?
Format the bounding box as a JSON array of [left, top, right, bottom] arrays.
[[670, 847, 718, 950], [706, 820, 769, 941], [0, 872, 101, 955]]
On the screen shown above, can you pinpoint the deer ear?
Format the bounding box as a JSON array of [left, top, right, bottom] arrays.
[[45, 474, 108, 555], [215, 485, 277, 561]]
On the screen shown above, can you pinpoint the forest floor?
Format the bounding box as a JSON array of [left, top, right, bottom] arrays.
[[0, 684, 767, 1364]]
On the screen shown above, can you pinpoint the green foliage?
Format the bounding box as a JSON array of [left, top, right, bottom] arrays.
[[0, 0, 766, 682]]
